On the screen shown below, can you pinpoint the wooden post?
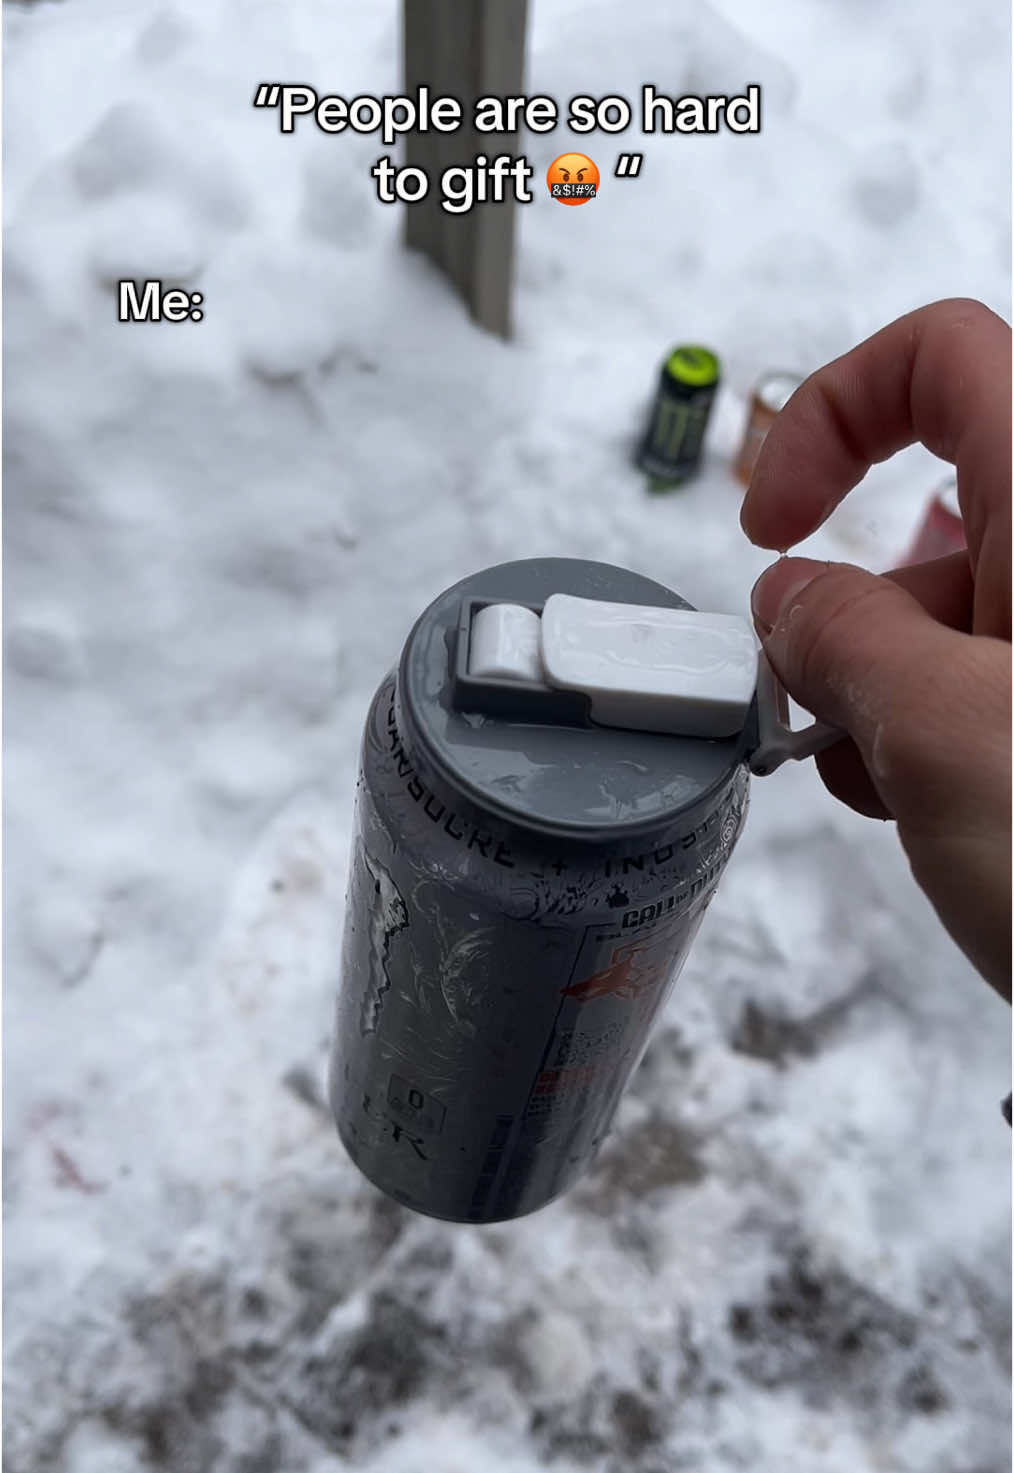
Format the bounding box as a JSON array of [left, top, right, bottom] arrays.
[[402, 0, 530, 339]]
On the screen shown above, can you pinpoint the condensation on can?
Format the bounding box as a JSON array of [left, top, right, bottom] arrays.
[[331, 678, 748, 1224], [903, 478, 965, 564], [733, 371, 803, 488]]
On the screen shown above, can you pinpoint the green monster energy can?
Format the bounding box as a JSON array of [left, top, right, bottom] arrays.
[[636, 345, 721, 488]]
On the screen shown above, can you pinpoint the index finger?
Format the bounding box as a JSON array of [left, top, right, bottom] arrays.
[[741, 298, 1011, 627]]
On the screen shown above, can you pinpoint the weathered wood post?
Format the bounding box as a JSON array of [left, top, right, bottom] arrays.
[[402, 0, 530, 339]]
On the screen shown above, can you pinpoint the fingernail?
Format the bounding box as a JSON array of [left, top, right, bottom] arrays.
[[751, 557, 828, 635]]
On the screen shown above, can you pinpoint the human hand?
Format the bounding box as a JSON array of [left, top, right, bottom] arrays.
[[742, 299, 1011, 999]]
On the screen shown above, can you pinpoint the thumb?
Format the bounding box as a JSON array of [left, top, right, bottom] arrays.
[[750, 557, 1008, 830], [751, 557, 1011, 993]]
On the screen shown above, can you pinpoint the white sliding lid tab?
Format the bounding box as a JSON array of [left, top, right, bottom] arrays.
[[540, 593, 758, 739]]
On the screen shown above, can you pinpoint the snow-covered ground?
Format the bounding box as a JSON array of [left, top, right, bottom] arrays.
[[4, 1, 1011, 1469]]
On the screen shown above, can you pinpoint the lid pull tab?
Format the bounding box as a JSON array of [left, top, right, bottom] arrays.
[[455, 593, 843, 773], [748, 652, 842, 775]]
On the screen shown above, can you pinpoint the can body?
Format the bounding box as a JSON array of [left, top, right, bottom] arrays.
[[904, 479, 965, 564], [330, 677, 749, 1224], [636, 346, 720, 487], [733, 371, 803, 487]]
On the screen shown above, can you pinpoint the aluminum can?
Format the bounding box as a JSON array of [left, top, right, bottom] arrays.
[[733, 370, 803, 487], [636, 346, 721, 487], [903, 478, 965, 564], [329, 558, 751, 1222]]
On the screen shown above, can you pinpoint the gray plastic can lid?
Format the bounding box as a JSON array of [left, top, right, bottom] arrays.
[[398, 558, 747, 842]]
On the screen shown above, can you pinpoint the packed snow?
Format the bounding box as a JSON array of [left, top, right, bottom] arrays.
[[4, 1, 1011, 1470]]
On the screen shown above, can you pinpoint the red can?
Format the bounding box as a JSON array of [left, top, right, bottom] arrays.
[[903, 479, 965, 564]]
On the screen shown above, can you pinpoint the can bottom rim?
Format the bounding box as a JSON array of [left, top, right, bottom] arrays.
[[336, 1118, 581, 1225]]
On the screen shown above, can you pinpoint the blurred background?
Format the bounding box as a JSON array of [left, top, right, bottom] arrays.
[[3, 1, 1011, 1470]]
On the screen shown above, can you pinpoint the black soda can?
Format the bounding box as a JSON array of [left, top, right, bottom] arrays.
[[329, 558, 750, 1223], [636, 345, 721, 486]]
